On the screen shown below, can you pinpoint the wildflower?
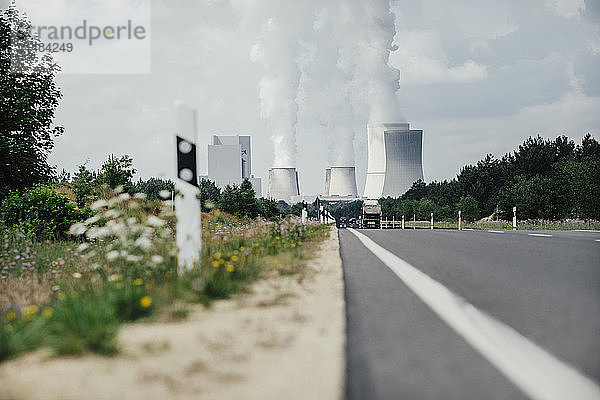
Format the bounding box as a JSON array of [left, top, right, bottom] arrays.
[[211, 260, 220, 268], [72, 272, 82, 279], [77, 243, 89, 252], [126, 254, 143, 262], [84, 215, 101, 225], [105, 209, 121, 219], [219, 259, 225, 265], [151, 255, 164, 264], [134, 192, 147, 199], [114, 185, 124, 194], [146, 215, 165, 227], [68, 223, 86, 236], [51, 285, 60, 292], [133, 278, 144, 286], [118, 193, 131, 201], [127, 217, 138, 225], [42, 307, 53, 318], [106, 250, 119, 261], [140, 296, 152, 308], [291, 243, 296, 248], [90, 199, 108, 210], [214, 252, 222, 259], [6, 310, 17, 321], [239, 246, 245, 251], [230, 255, 238, 262], [159, 190, 171, 199], [135, 236, 153, 250], [23, 305, 38, 317], [109, 274, 121, 282], [226, 263, 235, 273]]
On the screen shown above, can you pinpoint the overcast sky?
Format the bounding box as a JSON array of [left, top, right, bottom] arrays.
[[7, 0, 599, 196]]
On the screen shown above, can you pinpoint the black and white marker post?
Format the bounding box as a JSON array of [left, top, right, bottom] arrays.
[[174, 103, 202, 273]]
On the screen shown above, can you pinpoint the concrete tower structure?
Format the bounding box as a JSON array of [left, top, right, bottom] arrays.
[[268, 168, 300, 203], [324, 168, 331, 196], [328, 166, 358, 197], [363, 123, 424, 199]]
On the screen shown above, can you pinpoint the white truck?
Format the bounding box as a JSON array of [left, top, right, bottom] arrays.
[[362, 199, 381, 229]]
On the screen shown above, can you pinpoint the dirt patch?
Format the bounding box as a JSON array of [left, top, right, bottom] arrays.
[[0, 227, 345, 400]]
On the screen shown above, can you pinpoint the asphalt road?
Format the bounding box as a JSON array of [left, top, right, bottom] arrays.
[[339, 228, 600, 400]]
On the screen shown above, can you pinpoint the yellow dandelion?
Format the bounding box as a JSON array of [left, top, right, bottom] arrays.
[[133, 278, 144, 286], [230, 255, 238, 262], [234, 250, 239, 255], [298, 241, 303, 246], [211, 260, 220, 268], [109, 274, 121, 282], [6, 310, 17, 321], [226, 263, 235, 273], [23, 305, 38, 316], [42, 307, 53, 318], [140, 296, 152, 308], [239, 246, 245, 251], [291, 243, 296, 248], [214, 252, 222, 259], [219, 259, 225, 265]]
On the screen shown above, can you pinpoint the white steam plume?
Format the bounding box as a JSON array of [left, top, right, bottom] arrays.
[[303, 3, 356, 167], [247, 2, 313, 168], [337, 0, 404, 123]]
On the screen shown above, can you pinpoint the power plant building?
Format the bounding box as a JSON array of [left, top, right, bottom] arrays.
[[364, 122, 424, 199], [207, 135, 262, 197]]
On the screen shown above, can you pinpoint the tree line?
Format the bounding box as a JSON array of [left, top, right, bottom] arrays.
[[377, 134, 600, 222]]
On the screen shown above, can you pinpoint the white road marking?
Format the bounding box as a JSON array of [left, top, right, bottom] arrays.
[[528, 233, 553, 237], [595, 239, 600, 242], [574, 230, 600, 233], [347, 228, 600, 400], [462, 228, 474, 231], [488, 230, 505, 234]]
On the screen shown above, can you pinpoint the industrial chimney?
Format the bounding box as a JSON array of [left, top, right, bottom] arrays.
[[328, 166, 358, 197], [268, 167, 300, 203], [363, 122, 424, 199]]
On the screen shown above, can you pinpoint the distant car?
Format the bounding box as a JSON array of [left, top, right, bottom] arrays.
[[337, 217, 348, 229], [348, 218, 358, 228]]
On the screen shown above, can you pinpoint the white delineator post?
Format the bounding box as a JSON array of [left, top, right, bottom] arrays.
[[174, 103, 202, 274], [301, 208, 307, 224], [513, 206, 517, 230], [319, 205, 324, 224], [458, 210, 462, 231], [413, 214, 416, 230], [430, 212, 434, 230], [402, 215, 405, 230]]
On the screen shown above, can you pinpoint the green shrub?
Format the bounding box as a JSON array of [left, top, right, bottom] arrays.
[[0, 184, 89, 238]]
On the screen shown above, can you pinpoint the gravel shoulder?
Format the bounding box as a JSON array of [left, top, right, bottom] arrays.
[[0, 227, 345, 400]]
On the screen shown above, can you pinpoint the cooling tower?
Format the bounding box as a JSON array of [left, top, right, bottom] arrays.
[[363, 122, 424, 199], [324, 168, 331, 196], [268, 168, 300, 202], [328, 166, 359, 197]]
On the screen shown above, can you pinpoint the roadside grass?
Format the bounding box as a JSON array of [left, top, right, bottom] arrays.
[[0, 196, 329, 362]]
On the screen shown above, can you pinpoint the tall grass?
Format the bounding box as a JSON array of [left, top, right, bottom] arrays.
[[0, 194, 329, 362]]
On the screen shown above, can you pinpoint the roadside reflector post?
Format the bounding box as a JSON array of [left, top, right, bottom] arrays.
[[402, 215, 405, 230], [458, 210, 462, 231], [392, 216, 395, 229], [413, 214, 416, 230], [174, 103, 201, 274], [430, 212, 434, 230], [513, 206, 517, 230]]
